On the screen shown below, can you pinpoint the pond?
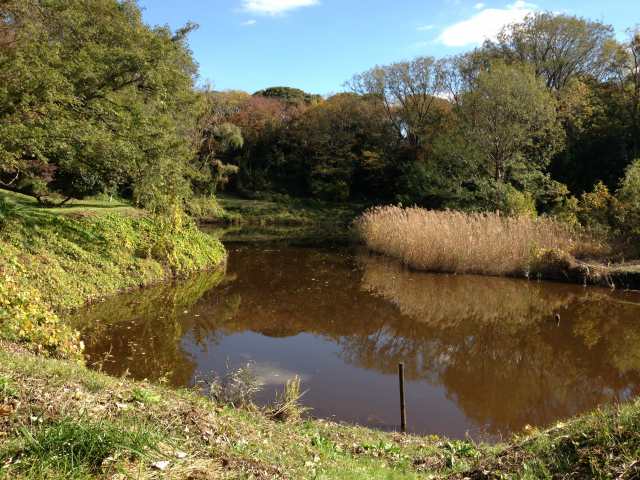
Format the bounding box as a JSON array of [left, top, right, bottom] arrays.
[[68, 243, 640, 441]]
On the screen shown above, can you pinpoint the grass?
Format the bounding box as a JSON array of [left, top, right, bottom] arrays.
[[0, 343, 639, 479], [357, 206, 592, 278], [210, 194, 364, 243], [2, 418, 161, 479], [0, 189, 140, 218], [0, 188, 226, 359]]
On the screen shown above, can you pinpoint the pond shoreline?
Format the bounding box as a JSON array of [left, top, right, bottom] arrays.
[[2, 200, 640, 478]]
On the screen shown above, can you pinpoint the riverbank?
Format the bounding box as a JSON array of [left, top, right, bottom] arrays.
[[0, 189, 226, 359], [201, 194, 364, 244], [0, 341, 638, 479], [357, 206, 640, 290]]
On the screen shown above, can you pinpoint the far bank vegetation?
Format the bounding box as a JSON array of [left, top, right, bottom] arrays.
[[357, 207, 584, 276]]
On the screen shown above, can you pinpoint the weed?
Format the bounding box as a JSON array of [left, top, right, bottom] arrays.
[[0, 418, 160, 479], [131, 388, 162, 405], [269, 375, 309, 422], [0, 375, 17, 399], [206, 362, 262, 408]]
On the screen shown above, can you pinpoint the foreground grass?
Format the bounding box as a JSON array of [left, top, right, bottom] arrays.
[[0, 344, 639, 479], [0, 189, 226, 359]]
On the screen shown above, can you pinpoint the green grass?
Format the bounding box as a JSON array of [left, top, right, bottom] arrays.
[[1, 345, 638, 479], [210, 194, 365, 244], [0, 189, 140, 218], [0, 188, 226, 359], [2, 418, 161, 480]]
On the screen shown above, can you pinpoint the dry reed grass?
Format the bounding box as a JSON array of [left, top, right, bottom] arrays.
[[356, 206, 580, 277]]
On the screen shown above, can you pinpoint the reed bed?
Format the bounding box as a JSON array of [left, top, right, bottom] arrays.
[[356, 206, 578, 277]]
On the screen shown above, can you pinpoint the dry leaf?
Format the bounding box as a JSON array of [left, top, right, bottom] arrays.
[[0, 404, 14, 417]]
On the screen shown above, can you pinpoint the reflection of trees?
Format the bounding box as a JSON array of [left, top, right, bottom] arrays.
[[68, 268, 233, 385], [71, 246, 640, 437], [352, 253, 640, 434]]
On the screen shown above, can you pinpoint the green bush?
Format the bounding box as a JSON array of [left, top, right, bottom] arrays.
[[185, 196, 227, 220]]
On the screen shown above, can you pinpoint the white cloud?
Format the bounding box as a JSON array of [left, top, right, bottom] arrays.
[[241, 0, 319, 15], [241, 19, 257, 26], [474, 2, 485, 9], [438, 0, 537, 47], [417, 24, 435, 31]]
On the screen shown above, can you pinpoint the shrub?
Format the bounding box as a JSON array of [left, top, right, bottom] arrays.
[[577, 182, 621, 238], [616, 159, 640, 245], [618, 159, 640, 208], [356, 206, 579, 276], [185, 196, 227, 220], [0, 274, 84, 361]]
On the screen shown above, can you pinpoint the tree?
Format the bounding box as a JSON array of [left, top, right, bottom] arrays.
[[0, 0, 200, 210], [284, 93, 396, 201], [254, 86, 321, 106], [487, 13, 618, 90], [347, 58, 448, 152], [457, 63, 564, 199]]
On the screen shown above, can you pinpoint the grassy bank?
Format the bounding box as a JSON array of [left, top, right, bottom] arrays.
[[200, 194, 364, 243], [0, 189, 226, 359], [356, 206, 640, 288], [0, 343, 639, 479]]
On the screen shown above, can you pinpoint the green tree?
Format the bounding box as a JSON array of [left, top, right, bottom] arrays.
[[0, 0, 200, 210], [254, 86, 321, 106], [458, 63, 563, 185], [487, 12, 618, 90]]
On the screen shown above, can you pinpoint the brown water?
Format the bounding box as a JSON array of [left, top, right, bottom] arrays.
[[69, 245, 640, 440]]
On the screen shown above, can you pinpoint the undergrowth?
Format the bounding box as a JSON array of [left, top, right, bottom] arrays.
[[1, 347, 639, 479]]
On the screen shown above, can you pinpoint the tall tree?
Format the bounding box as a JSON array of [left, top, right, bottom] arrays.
[[487, 13, 617, 90], [347, 58, 447, 151], [0, 0, 200, 209], [458, 63, 563, 186]]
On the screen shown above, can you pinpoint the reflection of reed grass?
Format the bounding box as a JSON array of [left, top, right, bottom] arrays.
[[357, 206, 577, 276], [357, 252, 580, 328]]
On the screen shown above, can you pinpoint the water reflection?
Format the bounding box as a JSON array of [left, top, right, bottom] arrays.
[[69, 246, 640, 439], [356, 254, 640, 434]]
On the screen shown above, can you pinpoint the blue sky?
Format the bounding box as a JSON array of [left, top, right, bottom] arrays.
[[138, 0, 637, 95]]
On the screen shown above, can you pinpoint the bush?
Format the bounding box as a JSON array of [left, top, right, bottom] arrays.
[[185, 196, 227, 220], [618, 159, 640, 208], [616, 159, 640, 244], [0, 273, 84, 361]]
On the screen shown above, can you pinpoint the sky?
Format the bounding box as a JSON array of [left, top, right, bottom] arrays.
[[138, 0, 637, 96]]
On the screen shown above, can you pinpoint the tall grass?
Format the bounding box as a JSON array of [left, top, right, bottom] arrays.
[[357, 206, 579, 276]]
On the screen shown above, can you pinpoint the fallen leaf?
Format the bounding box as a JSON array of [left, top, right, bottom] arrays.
[[0, 405, 13, 417], [152, 460, 170, 471]]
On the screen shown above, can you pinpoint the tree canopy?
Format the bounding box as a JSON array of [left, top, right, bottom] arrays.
[[1, 4, 639, 224]]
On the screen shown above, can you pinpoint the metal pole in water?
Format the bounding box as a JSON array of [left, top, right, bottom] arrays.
[[398, 362, 407, 433]]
